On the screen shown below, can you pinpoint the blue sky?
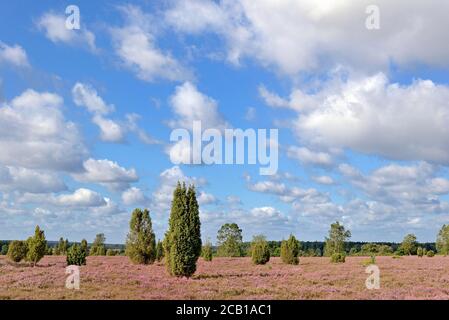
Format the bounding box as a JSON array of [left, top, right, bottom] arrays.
[[1, 0, 449, 244]]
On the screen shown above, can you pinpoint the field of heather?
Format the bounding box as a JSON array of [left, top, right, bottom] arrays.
[[1, 255, 449, 300]]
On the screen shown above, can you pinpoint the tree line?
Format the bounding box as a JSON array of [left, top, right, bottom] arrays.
[[2, 182, 449, 277]]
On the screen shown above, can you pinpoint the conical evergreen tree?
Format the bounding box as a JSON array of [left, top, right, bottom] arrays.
[[164, 182, 202, 277], [126, 208, 156, 264]]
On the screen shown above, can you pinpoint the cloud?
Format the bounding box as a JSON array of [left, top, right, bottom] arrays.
[[72, 82, 114, 115], [0, 166, 67, 193], [54, 188, 106, 207], [169, 81, 227, 130], [291, 73, 449, 164], [37, 12, 97, 51], [121, 187, 149, 206], [164, 0, 449, 75], [73, 158, 138, 190], [0, 42, 29, 67], [72, 83, 158, 144], [312, 175, 335, 185], [198, 191, 218, 205], [0, 89, 87, 171], [286, 146, 333, 167], [111, 5, 189, 82]]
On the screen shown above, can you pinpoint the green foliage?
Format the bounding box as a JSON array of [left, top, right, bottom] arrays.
[[426, 250, 435, 257], [280, 234, 300, 265], [324, 221, 351, 260], [360, 243, 393, 256], [66, 243, 87, 266], [90, 233, 106, 256], [164, 182, 202, 277], [216, 223, 244, 257], [1, 244, 8, 255], [330, 252, 346, 263], [349, 247, 359, 256], [251, 235, 270, 265], [106, 249, 117, 256], [155, 240, 164, 262], [54, 237, 68, 255], [125, 208, 156, 264], [423, 248, 427, 256], [81, 239, 88, 257], [26, 225, 47, 266], [436, 225, 449, 255], [202, 239, 213, 262], [400, 234, 417, 255], [417, 247, 424, 257], [7, 240, 28, 263]]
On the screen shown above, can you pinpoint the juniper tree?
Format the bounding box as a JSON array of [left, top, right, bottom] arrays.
[[164, 182, 202, 277], [202, 239, 213, 262], [26, 225, 47, 267], [67, 243, 86, 266], [155, 240, 164, 262], [251, 235, 270, 265], [80, 239, 88, 257], [7, 240, 27, 263], [280, 234, 300, 265], [126, 208, 156, 264], [90, 233, 106, 256]]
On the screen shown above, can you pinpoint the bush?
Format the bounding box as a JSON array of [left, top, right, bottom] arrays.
[[280, 235, 300, 265], [362, 255, 376, 266], [90, 234, 106, 256], [427, 250, 435, 257], [1, 244, 8, 255], [202, 240, 213, 262], [251, 235, 270, 265], [106, 249, 117, 256], [417, 247, 424, 257], [66, 244, 86, 266], [7, 240, 28, 263], [26, 226, 47, 266], [331, 252, 346, 263]]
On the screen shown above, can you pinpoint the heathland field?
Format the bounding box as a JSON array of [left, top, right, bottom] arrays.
[[1, 255, 449, 300]]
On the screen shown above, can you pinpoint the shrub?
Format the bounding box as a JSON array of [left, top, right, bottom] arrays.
[[81, 239, 88, 256], [280, 234, 300, 265], [417, 247, 424, 257], [251, 235, 270, 265], [1, 244, 8, 255], [66, 244, 86, 266], [126, 208, 156, 264], [90, 233, 106, 256], [362, 255, 376, 266], [106, 249, 117, 256], [7, 240, 28, 263], [165, 183, 202, 277], [427, 250, 435, 257], [202, 240, 213, 262], [331, 252, 346, 263], [26, 226, 47, 266]]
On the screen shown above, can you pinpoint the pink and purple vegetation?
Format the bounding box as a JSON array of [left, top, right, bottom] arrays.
[[1, 255, 449, 300]]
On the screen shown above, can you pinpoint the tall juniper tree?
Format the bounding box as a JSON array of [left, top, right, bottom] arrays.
[[164, 182, 201, 277], [126, 208, 156, 264]]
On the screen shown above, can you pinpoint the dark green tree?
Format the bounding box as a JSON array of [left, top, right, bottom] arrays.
[[26, 225, 47, 266], [216, 223, 243, 257], [67, 243, 87, 266], [1, 244, 8, 255], [164, 182, 202, 277], [156, 240, 164, 262], [80, 239, 88, 257], [126, 208, 156, 264], [280, 234, 300, 265]]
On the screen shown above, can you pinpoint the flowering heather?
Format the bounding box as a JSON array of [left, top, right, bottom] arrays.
[[0, 256, 448, 299]]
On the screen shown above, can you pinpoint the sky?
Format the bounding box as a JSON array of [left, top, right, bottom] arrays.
[[1, 0, 449, 244]]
